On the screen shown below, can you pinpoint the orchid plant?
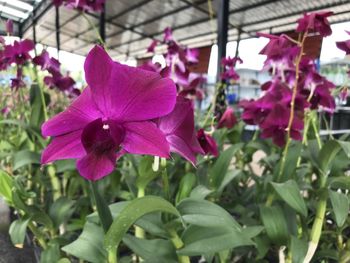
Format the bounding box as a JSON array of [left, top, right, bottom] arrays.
[[0, 7, 350, 263]]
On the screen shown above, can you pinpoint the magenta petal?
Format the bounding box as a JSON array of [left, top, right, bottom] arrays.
[[41, 129, 85, 164], [42, 87, 102, 137], [111, 65, 176, 121], [84, 45, 113, 88], [21, 39, 35, 52], [167, 134, 201, 165], [122, 121, 170, 158], [85, 45, 176, 120], [76, 151, 116, 181]]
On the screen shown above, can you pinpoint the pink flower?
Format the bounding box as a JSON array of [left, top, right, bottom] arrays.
[[147, 40, 158, 53], [1, 106, 10, 117], [197, 129, 219, 157], [164, 27, 173, 42], [217, 107, 237, 129], [41, 46, 177, 181], [336, 31, 350, 54], [6, 19, 13, 35], [260, 103, 303, 147], [4, 40, 34, 65], [11, 68, 25, 90], [157, 97, 204, 165], [33, 50, 60, 74], [221, 56, 242, 82], [296, 11, 333, 37]]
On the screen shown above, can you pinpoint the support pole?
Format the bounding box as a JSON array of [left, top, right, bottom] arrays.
[[216, 0, 229, 81], [215, 0, 229, 118], [234, 28, 242, 58], [99, 3, 106, 44], [32, 13, 37, 56], [55, 6, 60, 58]]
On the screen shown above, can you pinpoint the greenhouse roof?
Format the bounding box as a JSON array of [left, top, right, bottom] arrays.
[[5, 0, 350, 60]]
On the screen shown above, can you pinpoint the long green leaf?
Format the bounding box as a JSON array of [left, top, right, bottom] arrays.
[[260, 206, 288, 245], [104, 196, 180, 251], [62, 221, 107, 263], [177, 198, 241, 230], [208, 143, 243, 190], [0, 170, 13, 205], [178, 226, 253, 256], [13, 150, 40, 170], [329, 190, 349, 227], [271, 180, 308, 217], [9, 217, 30, 247]]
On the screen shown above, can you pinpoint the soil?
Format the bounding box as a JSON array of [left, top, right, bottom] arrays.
[[0, 231, 37, 263]]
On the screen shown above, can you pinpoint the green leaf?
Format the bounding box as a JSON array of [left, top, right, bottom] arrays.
[[318, 140, 342, 174], [208, 143, 243, 190], [41, 240, 60, 263], [123, 234, 177, 262], [241, 226, 264, 239], [177, 198, 241, 230], [260, 206, 289, 245], [55, 160, 76, 173], [136, 156, 159, 190], [329, 190, 349, 227], [29, 84, 48, 128], [57, 259, 71, 263], [49, 197, 76, 227], [0, 170, 13, 205], [271, 180, 308, 217], [329, 176, 350, 190], [175, 173, 196, 204], [13, 150, 40, 170], [178, 226, 253, 256], [104, 196, 180, 251], [290, 236, 307, 263], [62, 221, 107, 263], [9, 217, 30, 247], [279, 142, 302, 181], [336, 140, 350, 158], [189, 185, 213, 200]]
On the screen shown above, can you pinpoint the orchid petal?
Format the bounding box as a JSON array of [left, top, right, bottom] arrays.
[[122, 121, 170, 158], [41, 129, 85, 164]]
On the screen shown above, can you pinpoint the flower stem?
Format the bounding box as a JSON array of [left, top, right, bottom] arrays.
[[82, 12, 105, 46], [160, 158, 170, 200], [135, 187, 146, 240], [168, 228, 190, 263], [266, 32, 307, 206], [108, 248, 117, 263], [89, 181, 113, 233], [28, 221, 47, 249], [303, 186, 327, 263]]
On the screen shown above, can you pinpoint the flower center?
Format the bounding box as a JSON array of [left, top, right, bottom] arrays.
[[81, 118, 124, 156]]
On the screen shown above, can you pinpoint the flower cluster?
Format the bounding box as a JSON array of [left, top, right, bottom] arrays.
[[336, 32, 350, 102], [33, 50, 79, 96], [41, 46, 215, 181], [52, 0, 105, 12], [220, 56, 242, 82], [142, 27, 206, 100], [240, 12, 335, 147], [0, 39, 35, 90]]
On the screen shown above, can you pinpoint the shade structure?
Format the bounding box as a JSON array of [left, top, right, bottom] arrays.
[[2, 0, 350, 60]]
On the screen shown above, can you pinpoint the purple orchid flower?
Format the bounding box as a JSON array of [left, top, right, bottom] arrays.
[[147, 40, 158, 53], [4, 39, 34, 65], [336, 31, 350, 54], [164, 27, 173, 42], [217, 107, 237, 129], [157, 97, 204, 165], [260, 103, 303, 147], [33, 50, 61, 74], [6, 19, 13, 35], [11, 68, 25, 90], [41, 46, 177, 181], [296, 11, 333, 37], [197, 129, 219, 157]]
